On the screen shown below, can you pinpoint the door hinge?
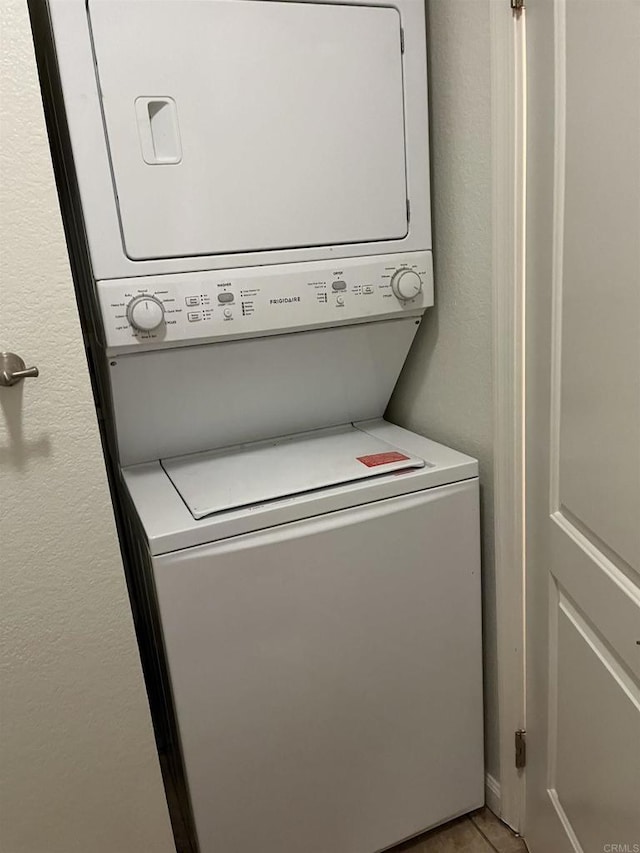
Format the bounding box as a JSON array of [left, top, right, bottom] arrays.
[[406, 199, 411, 222], [400, 27, 405, 53], [511, 0, 525, 13], [515, 730, 526, 769]]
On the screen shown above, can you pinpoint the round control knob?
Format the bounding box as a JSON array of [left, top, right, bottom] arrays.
[[391, 268, 423, 302], [126, 295, 165, 332]]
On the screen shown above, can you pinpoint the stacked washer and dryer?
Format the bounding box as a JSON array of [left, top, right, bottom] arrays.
[[37, 1, 484, 850]]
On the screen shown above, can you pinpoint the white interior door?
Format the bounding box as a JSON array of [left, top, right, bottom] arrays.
[[525, 0, 640, 850], [0, 2, 174, 850], [88, 0, 408, 260]]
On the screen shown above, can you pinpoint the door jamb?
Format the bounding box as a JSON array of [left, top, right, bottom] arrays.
[[490, 0, 527, 834]]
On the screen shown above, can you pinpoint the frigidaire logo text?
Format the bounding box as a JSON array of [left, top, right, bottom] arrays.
[[270, 296, 301, 304]]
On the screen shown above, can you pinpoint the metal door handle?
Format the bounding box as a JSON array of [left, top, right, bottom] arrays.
[[0, 352, 39, 387]]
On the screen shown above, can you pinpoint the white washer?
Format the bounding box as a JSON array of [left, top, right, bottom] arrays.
[[123, 420, 484, 853]]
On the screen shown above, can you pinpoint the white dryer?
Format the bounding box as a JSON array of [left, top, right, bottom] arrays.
[[42, 0, 431, 279], [123, 420, 484, 853]]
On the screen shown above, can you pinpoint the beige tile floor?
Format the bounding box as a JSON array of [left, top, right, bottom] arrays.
[[393, 810, 527, 853]]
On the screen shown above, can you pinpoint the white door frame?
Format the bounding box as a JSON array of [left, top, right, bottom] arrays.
[[490, 0, 527, 834]]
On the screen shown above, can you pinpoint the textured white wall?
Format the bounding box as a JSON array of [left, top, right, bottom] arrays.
[[0, 2, 176, 851], [388, 0, 499, 782]]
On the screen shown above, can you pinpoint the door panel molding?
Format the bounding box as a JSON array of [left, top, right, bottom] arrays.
[[551, 514, 640, 681], [553, 594, 640, 847], [548, 0, 567, 516], [543, 577, 582, 853], [545, 789, 584, 853], [545, 585, 640, 853], [558, 504, 640, 587], [549, 0, 640, 571], [558, 592, 640, 713]]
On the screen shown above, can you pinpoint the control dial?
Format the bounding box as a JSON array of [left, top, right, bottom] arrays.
[[391, 268, 423, 302], [126, 295, 165, 332]]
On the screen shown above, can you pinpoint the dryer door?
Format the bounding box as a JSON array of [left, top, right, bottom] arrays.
[[88, 0, 408, 261]]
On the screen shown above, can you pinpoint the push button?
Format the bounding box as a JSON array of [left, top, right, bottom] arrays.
[[332, 281, 347, 291], [187, 312, 202, 322], [185, 296, 200, 307], [218, 292, 234, 303]]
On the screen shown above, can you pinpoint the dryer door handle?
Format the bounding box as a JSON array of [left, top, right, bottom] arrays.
[[135, 97, 182, 165]]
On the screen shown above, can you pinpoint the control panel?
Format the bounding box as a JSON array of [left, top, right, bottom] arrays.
[[97, 252, 433, 354]]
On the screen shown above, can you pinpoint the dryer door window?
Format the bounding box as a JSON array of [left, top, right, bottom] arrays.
[[88, 0, 409, 261]]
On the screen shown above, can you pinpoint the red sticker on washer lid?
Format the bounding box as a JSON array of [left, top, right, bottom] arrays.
[[356, 451, 411, 468]]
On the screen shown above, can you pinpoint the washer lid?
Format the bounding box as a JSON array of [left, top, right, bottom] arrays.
[[161, 425, 425, 519]]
